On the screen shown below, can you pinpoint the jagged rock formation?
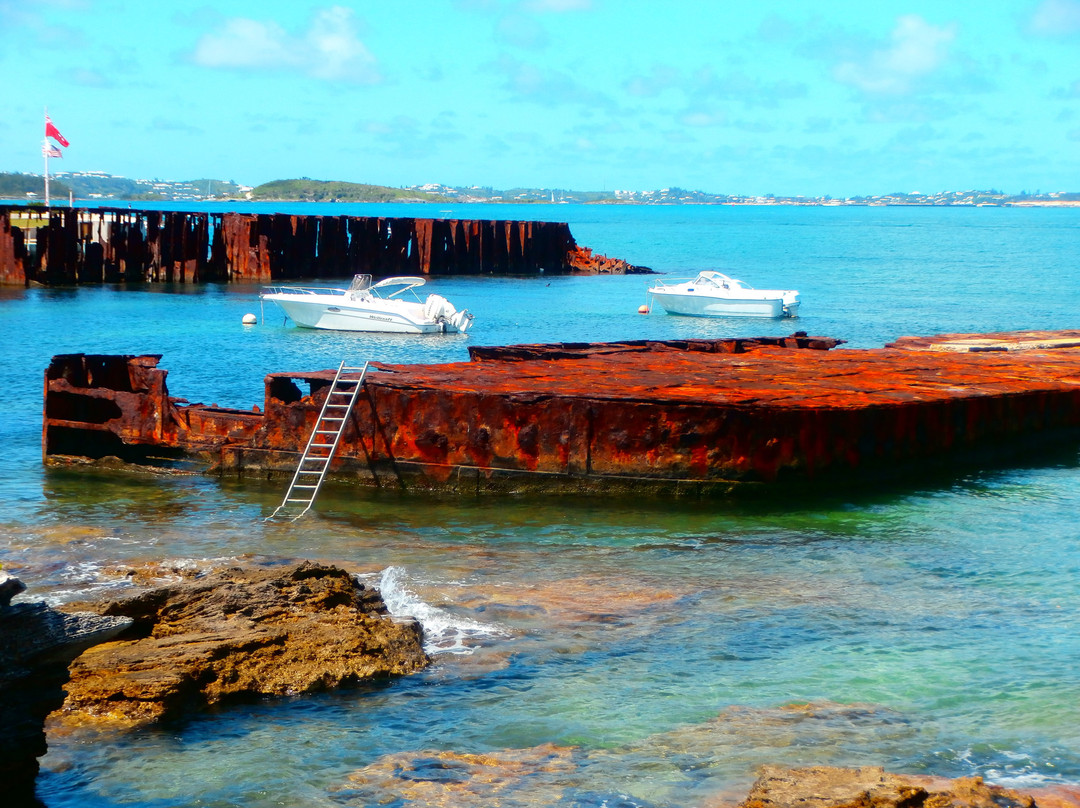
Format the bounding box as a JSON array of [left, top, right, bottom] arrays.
[[0, 570, 131, 806], [55, 561, 430, 727]]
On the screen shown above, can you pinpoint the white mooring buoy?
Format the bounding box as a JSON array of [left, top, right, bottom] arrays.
[[242, 313, 257, 325]]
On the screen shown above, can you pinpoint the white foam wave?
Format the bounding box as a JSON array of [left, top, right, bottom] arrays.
[[982, 769, 1074, 788], [39, 555, 247, 606], [43, 560, 137, 605], [374, 566, 511, 655], [956, 746, 1076, 789]]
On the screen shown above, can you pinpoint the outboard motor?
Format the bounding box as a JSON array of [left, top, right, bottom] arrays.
[[423, 294, 474, 333], [449, 308, 475, 333]]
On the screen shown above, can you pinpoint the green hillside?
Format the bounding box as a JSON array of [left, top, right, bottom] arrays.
[[251, 178, 449, 203], [0, 172, 71, 200]]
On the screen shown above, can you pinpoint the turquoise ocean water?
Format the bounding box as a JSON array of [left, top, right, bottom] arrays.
[[2, 202, 1079, 807]]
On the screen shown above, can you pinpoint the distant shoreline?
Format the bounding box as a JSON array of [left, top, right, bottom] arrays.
[[5, 172, 1077, 208], [4, 198, 1078, 209]]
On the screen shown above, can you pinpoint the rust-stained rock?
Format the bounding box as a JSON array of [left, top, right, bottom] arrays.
[[738, 766, 1037, 808], [54, 561, 429, 727], [41, 330, 1080, 496], [1, 205, 649, 285]]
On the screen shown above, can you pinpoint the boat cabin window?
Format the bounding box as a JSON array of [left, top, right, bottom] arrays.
[[348, 274, 372, 293]]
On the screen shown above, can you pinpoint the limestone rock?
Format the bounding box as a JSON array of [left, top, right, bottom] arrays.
[[739, 765, 1037, 808], [0, 574, 131, 806], [56, 561, 430, 727]]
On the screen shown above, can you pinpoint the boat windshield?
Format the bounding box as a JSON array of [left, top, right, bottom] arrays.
[[698, 272, 752, 290], [348, 274, 373, 293]]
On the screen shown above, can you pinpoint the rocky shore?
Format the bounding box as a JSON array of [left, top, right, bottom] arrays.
[[0, 570, 131, 806], [7, 562, 1080, 807], [53, 561, 431, 727]]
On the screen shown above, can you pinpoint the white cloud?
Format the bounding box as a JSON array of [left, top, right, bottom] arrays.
[[190, 6, 381, 84], [679, 108, 728, 128], [1028, 0, 1080, 36], [833, 15, 956, 95], [521, 0, 592, 11], [494, 54, 614, 108], [692, 68, 808, 108], [496, 13, 549, 48], [624, 65, 681, 98], [1051, 80, 1080, 99], [71, 68, 110, 88]]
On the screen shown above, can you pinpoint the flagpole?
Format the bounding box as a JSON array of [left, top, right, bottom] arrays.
[[43, 108, 50, 207]]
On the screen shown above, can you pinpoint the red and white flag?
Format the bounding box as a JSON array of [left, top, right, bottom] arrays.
[[42, 142, 63, 158], [45, 114, 69, 148]]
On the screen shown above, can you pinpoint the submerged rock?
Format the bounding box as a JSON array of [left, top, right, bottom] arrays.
[[338, 743, 581, 807], [55, 561, 430, 727]]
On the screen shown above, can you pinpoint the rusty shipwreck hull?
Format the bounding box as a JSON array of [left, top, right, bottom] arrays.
[[41, 330, 1080, 496], [1, 205, 645, 286]]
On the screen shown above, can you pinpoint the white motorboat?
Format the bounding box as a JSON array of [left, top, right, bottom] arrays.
[[260, 274, 474, 334], [647, 271, 800, 318]]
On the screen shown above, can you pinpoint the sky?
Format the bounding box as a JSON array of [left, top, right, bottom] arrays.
[[1, 0, 1079, 198]]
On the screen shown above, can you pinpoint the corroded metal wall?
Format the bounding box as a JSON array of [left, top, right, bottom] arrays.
[[0, 210, 26, 285], [40, 332, 1080, 497], [0, 205, 642, 286]]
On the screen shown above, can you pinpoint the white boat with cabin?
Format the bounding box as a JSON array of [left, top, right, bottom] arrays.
[[260, 274, 474, 334], [647, 271, 800, 318]]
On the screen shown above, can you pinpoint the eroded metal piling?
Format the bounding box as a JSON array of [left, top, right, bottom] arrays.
[[0, 206, 645, 286]]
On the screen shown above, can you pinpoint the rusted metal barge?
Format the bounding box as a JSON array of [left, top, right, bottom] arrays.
[[42, 330, 1080, 496]]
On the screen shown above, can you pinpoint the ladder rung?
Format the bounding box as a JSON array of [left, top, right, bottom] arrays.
[[269, 359, 369, 521]]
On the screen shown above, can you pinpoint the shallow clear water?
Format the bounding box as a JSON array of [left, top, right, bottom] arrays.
[[3, 203, 1080, 807]]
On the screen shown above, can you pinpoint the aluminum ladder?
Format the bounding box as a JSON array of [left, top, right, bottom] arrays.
[[269, 361, 369, 521]]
